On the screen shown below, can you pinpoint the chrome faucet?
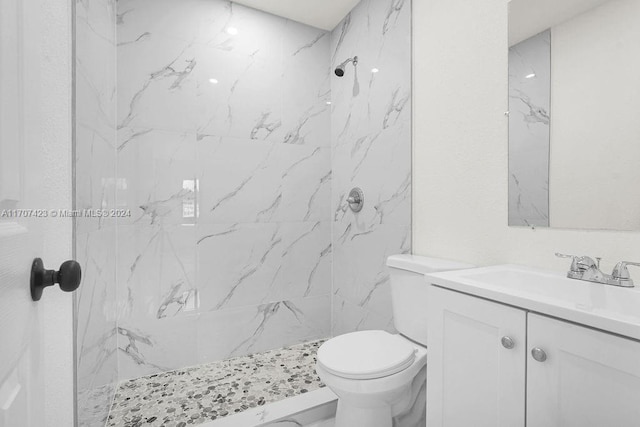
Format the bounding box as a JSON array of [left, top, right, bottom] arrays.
[[556, 253, 639, 288]]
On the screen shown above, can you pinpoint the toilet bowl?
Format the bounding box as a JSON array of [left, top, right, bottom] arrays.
[[317, 330, 427, 427], [317, 255, 474, 427]]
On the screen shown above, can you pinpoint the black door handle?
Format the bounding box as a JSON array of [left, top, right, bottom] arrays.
[[30, 258, 82, 301]]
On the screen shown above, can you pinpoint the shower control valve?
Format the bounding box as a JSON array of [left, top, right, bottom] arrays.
[[347, 187, 364, 213]]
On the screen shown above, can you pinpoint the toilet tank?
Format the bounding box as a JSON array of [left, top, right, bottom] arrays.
[[387, 254, 474, 346]]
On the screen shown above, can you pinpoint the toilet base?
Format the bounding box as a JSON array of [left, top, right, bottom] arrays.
[[331, 365, 426, 427], [334, 399, 393, 427]]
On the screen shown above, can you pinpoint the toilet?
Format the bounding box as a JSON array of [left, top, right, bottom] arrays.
[[316, 254, 474, 427]]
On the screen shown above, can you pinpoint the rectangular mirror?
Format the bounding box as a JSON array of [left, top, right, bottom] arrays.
[[508, 0, 640, 231]]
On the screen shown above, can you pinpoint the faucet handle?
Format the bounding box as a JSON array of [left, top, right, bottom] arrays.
[[555, 253, 577, 259], [555, 253, 585, 272], [556, 252, 580, 272], [555, 253, 597, 274], [611, 261, 640, 287]]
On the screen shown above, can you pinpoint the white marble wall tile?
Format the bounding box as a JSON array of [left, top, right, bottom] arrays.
[[119, 0, 284, 61], [117, 314, 199, 380], [77, 383, 117, 427], [196, 221, 331, 311], [332, 122, 411, 228], [197, 3, 285, 60], [75, 0, 119, 425], [120, 0, 285, 60], [117, 224, 197, 321], [117, 33, 200, 133], [282, 21, 331, 148], [330, 0, 412, 336], [331, 295, 395, 337], [76, 230, 118, 416], [75, 124, 117, 235], [118, 129, 196, 225], [280, 145, 332, 222], [195, 137, 331, 224], [116, 0, 332, 379], [118, 0, 332, 145], [332, 222, 410, 319], [76, 0, 118, 235], [193, 49, 284, 140], [508, 30, 551, 227], [117, 0, 227, 45], [196, 295, 330, 362], [195, 137, 286, 223]]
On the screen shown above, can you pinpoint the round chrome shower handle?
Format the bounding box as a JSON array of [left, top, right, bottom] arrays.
[[346, 188, 364, 213]]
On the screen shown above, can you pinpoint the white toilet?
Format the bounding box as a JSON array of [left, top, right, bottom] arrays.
[[316, 254, 474, 427]]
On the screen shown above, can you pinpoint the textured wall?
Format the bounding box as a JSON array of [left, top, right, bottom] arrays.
[[330, 0, 412, 334], [413, 0, 640, 273], [115, 0, 332, 380], [74, 0, 119, 425]]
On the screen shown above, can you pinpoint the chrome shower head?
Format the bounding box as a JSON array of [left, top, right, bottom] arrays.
[[334, 56, 358, 77]]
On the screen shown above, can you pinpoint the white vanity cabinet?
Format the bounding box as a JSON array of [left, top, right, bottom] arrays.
[[427, 285, 640, 427], [426, 286, 526, 427], [527, 313, 640, 427]]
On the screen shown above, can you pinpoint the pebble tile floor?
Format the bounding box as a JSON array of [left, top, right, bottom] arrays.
[[107, 340, 326, 427]]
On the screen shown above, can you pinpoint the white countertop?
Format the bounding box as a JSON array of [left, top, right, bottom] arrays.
[[425, 264, 640, 341]]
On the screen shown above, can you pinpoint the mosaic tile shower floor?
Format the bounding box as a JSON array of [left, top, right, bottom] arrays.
[[107, 340, 326, 427]]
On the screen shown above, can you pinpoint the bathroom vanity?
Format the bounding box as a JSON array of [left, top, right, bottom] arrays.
[[425, 265, 640, 427]]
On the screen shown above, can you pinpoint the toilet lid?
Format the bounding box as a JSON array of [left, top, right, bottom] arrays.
[[317, 330, 416, 380]]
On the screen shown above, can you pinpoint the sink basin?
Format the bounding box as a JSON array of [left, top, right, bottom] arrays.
[[425, 264, 640, 340]]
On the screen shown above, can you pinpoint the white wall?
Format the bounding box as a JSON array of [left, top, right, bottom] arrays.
[[412, 0, 640, 274], [38, 0, 74, 426]]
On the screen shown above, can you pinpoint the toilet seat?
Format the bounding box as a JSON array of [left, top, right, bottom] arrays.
[[317, 330, 416, 380]]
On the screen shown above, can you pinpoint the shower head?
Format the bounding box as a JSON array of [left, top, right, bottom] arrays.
[[334, 56, 358, 77]]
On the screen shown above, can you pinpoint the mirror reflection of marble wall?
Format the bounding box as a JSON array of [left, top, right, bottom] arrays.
[[508, 30, 550, 227], [508, 0, 640, 231]]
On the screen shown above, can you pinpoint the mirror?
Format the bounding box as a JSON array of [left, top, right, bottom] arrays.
[[508, 0, 640, 231]]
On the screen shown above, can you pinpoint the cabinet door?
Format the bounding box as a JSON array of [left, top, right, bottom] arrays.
[[527, 314, 640, 427], [427, 286, 526, 427]]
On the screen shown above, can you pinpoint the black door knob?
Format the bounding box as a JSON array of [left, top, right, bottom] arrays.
[[30, 258, 82, 301]]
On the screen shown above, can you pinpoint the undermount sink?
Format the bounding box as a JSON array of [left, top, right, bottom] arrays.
[[425, 265, 640, 341]]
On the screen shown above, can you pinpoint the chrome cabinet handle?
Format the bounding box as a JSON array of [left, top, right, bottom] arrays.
[[501, 336, 515, 349], [531, 347, 547, 362]]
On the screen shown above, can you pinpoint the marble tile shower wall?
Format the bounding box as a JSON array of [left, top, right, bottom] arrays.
[[116, 0, 332, 380], [330, 0, 412, 334], [75, 0, 118, 426], [508, 30, 551, 228]]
